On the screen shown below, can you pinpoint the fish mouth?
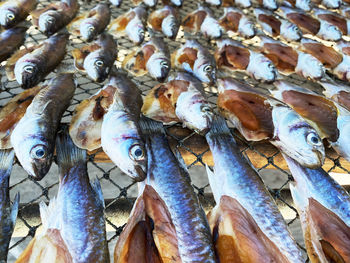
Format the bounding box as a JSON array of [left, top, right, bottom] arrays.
[[133, 165, 147, 182]]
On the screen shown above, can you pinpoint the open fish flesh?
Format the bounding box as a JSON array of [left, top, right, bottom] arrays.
[[284, 155, 350, 263], [142, 76, 214, 134], [206, 116, 304, 263], [320, 81, 350, 111], [222, 0, 252, 7], [299, 38, 350, 81], [0, 150, 19, 263], [219, 7, 256, 38], [0, 27, 27, 63], [0, 0, 37, 28], [254, 8, 302, 41], [148, 6, 179, 39], [16, 129, 109, 262], [171, 39, 216, 83], [139, 117, 216, 262], [101, 71, 146, 182], [260, 36, 325, 80], [311, 0, 341, 9], [31, 0, 79, 36], [215, 39, 277, 83], [114, 182, 181, 262], [218, 77, 325, 168], [68, 4, 110, 42], [272, 80, 350, 162], [284, 0, 312, 11], [280, 6, 342, 41], [6, 32, 68, 89], [11, 74, 76, 180], [108, 6, 147, 45], [122, 37, 170, 81], [314, 8, 350, 36], [182, 6, 223, 39], [72, 33, 117, 82], [0, 86, 42, 149]]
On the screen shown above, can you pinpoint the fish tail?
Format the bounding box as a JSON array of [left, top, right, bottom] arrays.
[[10, 193, 20, 227], [56, 126, 87, 172], [139, 116, 165, 136], [207, 115, 232, 136], [0, 149, 15, 177]]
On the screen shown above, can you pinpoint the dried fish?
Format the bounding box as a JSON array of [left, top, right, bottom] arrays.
[[148, 6, 179, 39], [320, 81, 350, 111], [314, 8, 350, 36], [0, 0, 37, 28], [0, 27, 27, 63]]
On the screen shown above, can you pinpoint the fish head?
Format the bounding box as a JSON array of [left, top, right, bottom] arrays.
[[175, 90, 214, 134], [272, 105, 325, 168], [170, 0, 183, 6], [263, 0, 278, 10], [281, 21, 302, 41], [323, 0, 341, 8], [201, 17, 223, 39], [83, 51, 110, 82], [296, 0, 311, 11], [318, 21, 342, 41], [246, 52, 276, 82], [236, 0, 252, 7], [162, 15, 178, 38], [238, 17, 255, 38], [14, 58, 40, 89], [144, 0, 157, 7], [80, 19, 97, 42], [206, 0, 222, 5], [126, 18, 145, 44], [0, 5, 18, 28], [194, 59, 216, 84], [296, 52, 325, 80], [146, 53, 171, 81], [38, 10, 61, 35]]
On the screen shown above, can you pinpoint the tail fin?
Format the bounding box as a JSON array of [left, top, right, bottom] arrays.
[[10, 192, 19, 228], [139, 116, 166, 136], [0, 149, 15, 177], [206, 115, 232, 136], [56, 126, 87, 173]]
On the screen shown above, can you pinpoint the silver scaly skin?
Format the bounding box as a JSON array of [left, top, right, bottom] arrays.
[[0, 0, 37, 28], [140, 118, 216, 263], [205, 116, 304, 263]]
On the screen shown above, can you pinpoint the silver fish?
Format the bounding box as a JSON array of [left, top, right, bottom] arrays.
[[314, 0, 341, 9], [258, 0, 278, 10], [148, 5, 179, 39], [313, 8, 350, 36], [139, 118, 216, 262], [16, 130, 109, 262], [284, 0, 312, 11], [320, 81, 350, 112], [206, 116, 304, 263], [133, 0, 158, 7], [110, 0, 122, 6], [222, 0, 252, 7], [0, 0, 37, 28], [171, 39, 216, 83], [0, 26, 27, 63], [204, 0, 222, 5], [0, 150, 19, 263], [162, 0, 184, 6], [101, 71, 146, 182], [10, 74, 76, 180], [218, 77, 325, 168]]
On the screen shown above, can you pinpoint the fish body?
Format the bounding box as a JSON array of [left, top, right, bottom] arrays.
[[222, 0, 252, 7], [0, 150, 19, 263], [260, 36, 325, 80], [280, 6, 342, 41], [0, 86, 42, 149], [122, 37, 170, 81], [142, 78, 214, 134], [284, 0, 312, 11], [215, 38, 277, 83], [148, 6, 179, 39], [0, 26, 27, 63], [10, 74, 76, 180], [182, 6, 223, 39], [110, 0, 122, 6], [219, 7, 256, 38], [314, 8, 350, 35], [69, 84, 117, 151], [217, 77, 325, 168], [132, 0, 158, 7], [171, 39, 216, 83], [32, 0, 79, 36], [139, 118, 216, 262], [72, 33, 117, 82], [16, 130, 109, 263], [340, 6, 350, 19], [254, 8, 302, 41], [320, 81, 350, 111], [312, 0, 341, 8], [205, 117, 304, 263], [9, 32, 68, 89], [101, 72, 146, 182], [204, 0, 222, 5], [272, 80, 350, 162], [257, 0, 278, 10], [108, 6, 147, 45], [68, 4, 110, 42], [162, 0, 184, 6], [284, 155, 350, 263], [0, 0, 37, 28]]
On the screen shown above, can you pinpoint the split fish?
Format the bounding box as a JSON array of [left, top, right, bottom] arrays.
[[162, 0, 184, 6], [6, 32, 68, 90], [219, 7, 256, 38], [340, 6, 350, 19], [132, 0, 158, 7], [311, 0, 341, 8], [101, 71, 146, 181], [217, 77, 325, 168], [171, 39, 216, 83], [314, 8, 350, 36], [205, 116, 304, 263], [259, 35, 325, 80], [320, 81, 350, 111], [215, 38, 277, 83], [122, 37, 170, 81], [222, 0, 251, 7], [72, 33, 117, 82], [148, 6, 179, 39], [11, 73, 76, 180], [110, 0, 122, 6], [0, 0, 37, 28], [204, 0, 222, 6], [16, 129, 109, 262], [283, 0, 312, 11], [0, 27, 27, 63], [256, 0, 278, 10]]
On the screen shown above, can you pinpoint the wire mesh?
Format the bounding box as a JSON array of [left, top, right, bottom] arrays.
[[0, 0, 349, 261]]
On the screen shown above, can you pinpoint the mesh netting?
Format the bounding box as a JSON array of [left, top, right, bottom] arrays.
[[1, 0, 349, 261]]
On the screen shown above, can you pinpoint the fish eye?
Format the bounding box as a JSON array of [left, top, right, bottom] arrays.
[[139, 28, 145, 35], [129, 144, 145, 161], [30, 145, 47, 159], [161, 61, 169, 68], [95, 60, 104, 67], [6, 12, 15, 20], [204, 65, 212, 72], [46, 16, 55, 24], [306, 132, 322, 146], [24, 65, 34, 74], [88, 26, 95, 32], [268, 63, 274, 68], [201, 106, 211, 112]]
